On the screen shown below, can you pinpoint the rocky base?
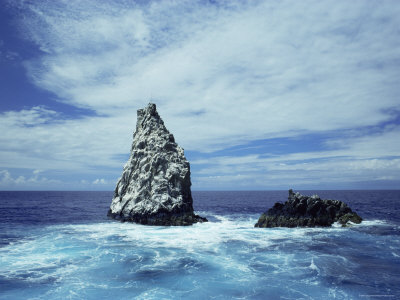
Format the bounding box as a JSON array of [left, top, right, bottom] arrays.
[[255, 189, 362, 228], [107, 209, 208, 226]]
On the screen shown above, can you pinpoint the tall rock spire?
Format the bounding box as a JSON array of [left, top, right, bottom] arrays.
[[108, 103, 207, 225]]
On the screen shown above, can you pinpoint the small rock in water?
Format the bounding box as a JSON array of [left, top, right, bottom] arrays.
[[108, 103, 207, 226], [255, 189, 362, 228]]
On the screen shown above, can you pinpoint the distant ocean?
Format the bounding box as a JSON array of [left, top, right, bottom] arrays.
[[0, 190, 399, 299]]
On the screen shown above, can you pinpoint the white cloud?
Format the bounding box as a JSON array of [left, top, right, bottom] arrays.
[[0, 106, 134, 171], [191, 126, 400, 188], [1, 0, 400, 189], [92, 178, 107, 185], [0, 106, 58, 127], [92, 178, 106, 184], [17, 1, 400, 149], [0, 169, 59, 188], [0, 170, 12, 184]]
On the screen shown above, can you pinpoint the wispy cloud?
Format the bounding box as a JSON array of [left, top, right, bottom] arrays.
[[1, 0, 400, 189], [191, 125, 400, 189]]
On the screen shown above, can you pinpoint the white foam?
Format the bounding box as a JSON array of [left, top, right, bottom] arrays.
[[357, 219, 388, 226], [47, 216, 347, 257], [0, 214, 395, 298], [331, 219, 391, 228], [309, 258, 319, 273]]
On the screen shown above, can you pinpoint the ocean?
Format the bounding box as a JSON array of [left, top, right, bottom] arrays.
[[0, 190, 399, 299]]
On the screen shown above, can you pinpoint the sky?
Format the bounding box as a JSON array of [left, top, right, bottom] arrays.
[[0, 0, 399, 191]]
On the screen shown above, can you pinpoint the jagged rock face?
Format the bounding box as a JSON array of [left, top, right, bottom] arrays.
[[108, 103, 207, 226], [255, 189, 362, 228]]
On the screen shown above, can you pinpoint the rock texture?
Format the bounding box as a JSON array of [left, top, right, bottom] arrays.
[[108, 103, 207, 226], [255, 189, 362, 228]]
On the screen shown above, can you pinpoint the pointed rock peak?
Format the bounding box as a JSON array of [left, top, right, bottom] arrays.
[[136, 103, 165, 133], [108, 102, 207, 226], [137, 103, 158, 120]]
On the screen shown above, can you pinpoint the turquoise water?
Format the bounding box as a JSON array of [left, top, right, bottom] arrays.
[[0, 191, 399, 299]]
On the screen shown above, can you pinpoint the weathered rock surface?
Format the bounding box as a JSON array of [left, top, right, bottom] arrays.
[[108, 103, 207, 226], [255, 189, 362, 228]]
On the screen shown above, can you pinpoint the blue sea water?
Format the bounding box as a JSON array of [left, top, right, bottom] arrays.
[[0, 190, 399, 299]]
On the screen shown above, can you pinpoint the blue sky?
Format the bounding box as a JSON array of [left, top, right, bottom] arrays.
[[0, 0, 399, 191]]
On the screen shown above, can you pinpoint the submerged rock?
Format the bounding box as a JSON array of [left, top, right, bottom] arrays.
[[255, 189, 362, 228], [108, 103, 207, 226]]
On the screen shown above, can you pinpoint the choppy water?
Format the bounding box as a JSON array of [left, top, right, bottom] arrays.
[[0, 191, 399, 299]]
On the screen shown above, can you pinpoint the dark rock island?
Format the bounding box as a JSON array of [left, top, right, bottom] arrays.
[[255, 189, 362, 228], [108, 103, 207, 226]]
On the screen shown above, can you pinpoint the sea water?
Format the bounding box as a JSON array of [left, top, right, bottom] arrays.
[[0, 191, 399, 299]]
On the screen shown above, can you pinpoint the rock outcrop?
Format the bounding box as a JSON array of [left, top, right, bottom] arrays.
[[108, 103, 207, 226], [255, 189, 362, 228]]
